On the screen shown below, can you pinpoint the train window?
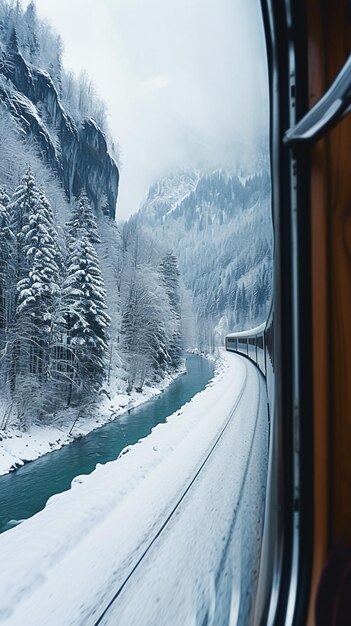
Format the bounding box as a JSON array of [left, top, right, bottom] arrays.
[[0, 1, 276, 625], [260, 3, 351, 625]]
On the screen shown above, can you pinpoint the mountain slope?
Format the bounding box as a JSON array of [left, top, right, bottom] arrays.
[[136, 169, 272, 348]]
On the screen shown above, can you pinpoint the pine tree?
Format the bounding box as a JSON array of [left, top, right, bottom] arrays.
[[160, 253, 182, 368], [241, 284, 248, 326], [250, 279, 260, 324], [65, 190, 101, 246], [0, 187, 15, 344], [48, 35, 63, 95], [62, 235, 110, 404], [7, 168, 40, 391], [9, 168, 40, 278], [38, 186, 64, 273], [7, 27, 19, 57], [15, 181, 62, 381], [24, 1, 40, 63]]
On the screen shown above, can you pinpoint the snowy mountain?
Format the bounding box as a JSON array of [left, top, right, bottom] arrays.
[[135, 169, 272, 348], [0, 10, 119, 218], [140, 171, 200, 224]]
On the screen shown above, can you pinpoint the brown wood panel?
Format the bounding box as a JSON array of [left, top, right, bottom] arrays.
[[329, 113, 351, 541], [325, 0, 351, 544], [306, 6, 329, 623], [306, 1, 351, 623], [308, 135, 330, 626]]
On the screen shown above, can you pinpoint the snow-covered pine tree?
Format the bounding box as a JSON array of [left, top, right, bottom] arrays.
[[9, 167, 40, 278], [23, 1, 40, 63], [16, 181, 62, 383], [159, 252, 182, 368], [7, 167, 41, 392], [65, 190, 101, 246], [160, 253, 181, 313], [48, 35, 63, 95], [7, 27, 19, 58], [0, 186, 15, 350], [38, 186, 64, 272], [35, 186, 67, 393], [62, 235, 110, 405]]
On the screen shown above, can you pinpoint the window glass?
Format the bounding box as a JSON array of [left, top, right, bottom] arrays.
[[0, 1, 272, 623]]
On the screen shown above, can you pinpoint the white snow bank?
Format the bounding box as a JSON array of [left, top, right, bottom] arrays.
[[0, 367, 184, 477], [0, 351, 263, 625]]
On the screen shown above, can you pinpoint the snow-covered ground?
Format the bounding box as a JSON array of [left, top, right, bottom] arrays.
[[0, 367, 185, 477], [0, 351, 268, 625]]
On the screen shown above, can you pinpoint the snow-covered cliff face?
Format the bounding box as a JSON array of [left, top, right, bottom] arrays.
[[0, 48, 119, 218]]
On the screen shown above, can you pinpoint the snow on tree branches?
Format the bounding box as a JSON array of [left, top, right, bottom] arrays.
[[63, 235, 110, 403], [65, 190, 101, 245], [0, 167, 113, 420]]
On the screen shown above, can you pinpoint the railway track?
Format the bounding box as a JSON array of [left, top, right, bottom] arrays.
[[94, 359, 267, 626]]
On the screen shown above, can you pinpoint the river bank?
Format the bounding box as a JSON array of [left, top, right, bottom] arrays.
[[0, 354, 214, 534], [0, 350, 263, 625], [0, 365, 187, 477]]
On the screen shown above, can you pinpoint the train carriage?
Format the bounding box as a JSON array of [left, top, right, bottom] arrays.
[[225, 323, 266, 376]]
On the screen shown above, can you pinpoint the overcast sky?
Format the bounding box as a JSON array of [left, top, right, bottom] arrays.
[[28, 0, 268, 219]]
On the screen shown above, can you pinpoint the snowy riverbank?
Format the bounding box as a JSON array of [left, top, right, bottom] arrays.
[[0, 350, 268, 625], [0, 366, 186, 477]]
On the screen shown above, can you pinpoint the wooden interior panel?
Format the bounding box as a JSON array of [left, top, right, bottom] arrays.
[[308, 136, 329, 625], [307, 1, 351, 622], [329, 114, 351, 540]]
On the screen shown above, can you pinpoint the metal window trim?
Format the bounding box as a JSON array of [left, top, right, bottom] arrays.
[[284, 54, 351, 145]]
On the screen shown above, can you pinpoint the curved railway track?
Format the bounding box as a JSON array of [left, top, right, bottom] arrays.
[[94, 357, 268, 626]]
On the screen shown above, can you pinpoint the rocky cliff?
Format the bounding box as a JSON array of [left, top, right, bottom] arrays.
[[0, 45, 119, 218]]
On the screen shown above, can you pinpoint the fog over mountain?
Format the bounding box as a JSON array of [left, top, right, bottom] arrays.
[[28, 0, 269, 218], [133, 166, 272, 349]]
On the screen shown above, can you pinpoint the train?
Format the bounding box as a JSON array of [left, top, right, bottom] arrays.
[[225, 1, 351, 624], [225, 322, 266, 375]]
